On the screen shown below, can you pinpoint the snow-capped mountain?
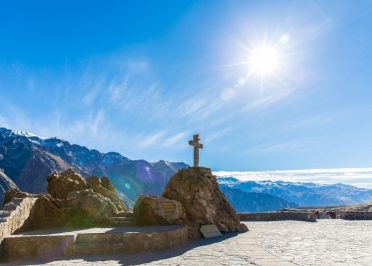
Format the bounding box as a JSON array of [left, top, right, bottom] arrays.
[[0, 127, 188, 205], [218, 177, 372, 207]]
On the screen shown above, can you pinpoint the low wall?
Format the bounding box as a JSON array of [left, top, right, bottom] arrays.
[[0, 197, 37, 253], [340, 211, 372, 220], [2, 225, 188, 261], [238, 211, 316, 222]]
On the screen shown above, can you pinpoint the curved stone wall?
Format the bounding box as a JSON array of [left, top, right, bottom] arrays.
[[340, 211, 372, 220], [238, 211, 316, 222]]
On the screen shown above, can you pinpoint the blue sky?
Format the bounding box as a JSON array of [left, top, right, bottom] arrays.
[[1, 0, 372, 171]]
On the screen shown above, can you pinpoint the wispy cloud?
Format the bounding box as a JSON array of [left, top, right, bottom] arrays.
[[136, 131, 167, 148], [245, 138, 317, 155], [214, 168, 372, 189], [162, 131, 189, 147]]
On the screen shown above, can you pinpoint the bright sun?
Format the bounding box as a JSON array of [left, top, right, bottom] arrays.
[[248, 44, 280, 76]]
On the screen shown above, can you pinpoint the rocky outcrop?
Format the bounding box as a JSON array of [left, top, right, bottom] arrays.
[[101, 176, 115, 191], [163, 167, 248, 238], [133, 196, 186, 225], [86, 176, 125, 211], [20, 169, 127, 229], [47, 169, 87, 199], [67, 189, 119, 222], [27, 194, 68, 228]]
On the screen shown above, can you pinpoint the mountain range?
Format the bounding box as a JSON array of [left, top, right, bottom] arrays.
[[219, 186, 297, 212], [1, 127, 371, 211], [218, 177, 372, 207], [0, 127, 187, 205]]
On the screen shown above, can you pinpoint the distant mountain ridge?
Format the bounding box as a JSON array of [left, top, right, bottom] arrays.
[[218, 177, 372, 207], [219, 186, 297, 212], [0, 127, 188, 205], [2, 127, 371, 211]]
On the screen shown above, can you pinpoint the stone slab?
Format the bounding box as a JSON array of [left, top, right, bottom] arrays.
[[200, 224, 222, 238]]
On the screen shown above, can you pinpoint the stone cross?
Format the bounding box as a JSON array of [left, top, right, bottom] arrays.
[[188, 134, 203, 167]]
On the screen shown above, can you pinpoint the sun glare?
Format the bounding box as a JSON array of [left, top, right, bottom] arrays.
[[248, 44, 280, 76]]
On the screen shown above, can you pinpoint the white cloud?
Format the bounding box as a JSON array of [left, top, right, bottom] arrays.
[[137, 131, 167, 148], [214, 168, 372, 189], [162, 131, 189, 147]]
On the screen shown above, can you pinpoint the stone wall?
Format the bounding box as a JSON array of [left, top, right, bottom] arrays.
[[238, 211, 316, 222], [2, 225, 188, 261], [0, 197, 36, 250], [340, 211, 372, 220]]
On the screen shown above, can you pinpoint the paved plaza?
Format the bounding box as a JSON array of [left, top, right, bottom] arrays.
[[6, 220, 372, 266]]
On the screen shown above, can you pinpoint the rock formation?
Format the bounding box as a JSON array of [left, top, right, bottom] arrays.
[[47, 169, 87, 199], [3, 169, 128, 229], [163, 167, 248, 238], [86, 176, 125, 211], [133, 196, 186, 225]]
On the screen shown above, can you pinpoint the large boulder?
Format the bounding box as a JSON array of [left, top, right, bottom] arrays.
[[101, 176, 116, 191], [47, 169, 87, 199], [27, 194, 68, 229], [66, 189, 119, 222], [86, 176, 126, 211], [27, 189, 120, 229], [163, 167, 248, 238], [23, 169, 127, 229], [133, 196, 186, 225]]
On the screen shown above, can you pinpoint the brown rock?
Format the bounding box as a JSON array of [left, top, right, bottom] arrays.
[[28, 194, 67, 229], [163, 167, 248, 238], [101, 176, 115, 191], [47, 169, 87, 199], [28, 189, 119, 229], [76, 191, 118, 222], [86, 176, 126, 212], [133, 196, 186, 225]]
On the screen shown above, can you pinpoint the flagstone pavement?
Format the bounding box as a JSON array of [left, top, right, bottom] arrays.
[[6, 220, 372, 266]]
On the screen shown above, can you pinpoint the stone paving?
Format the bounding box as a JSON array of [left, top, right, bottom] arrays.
[[254, 220, 372, 266], [4, 220, 371, 265]]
